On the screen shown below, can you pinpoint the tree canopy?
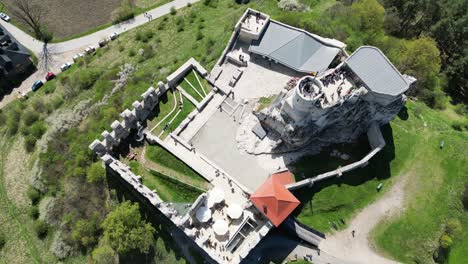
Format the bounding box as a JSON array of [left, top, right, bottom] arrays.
[[101, 201, 155, 254], [382, 0, 467, 102], [87, 162, 106, 183]]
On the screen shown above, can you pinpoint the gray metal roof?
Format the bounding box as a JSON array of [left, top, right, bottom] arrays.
[[249, 21, 342, 73], [345, 46, 409, 96]]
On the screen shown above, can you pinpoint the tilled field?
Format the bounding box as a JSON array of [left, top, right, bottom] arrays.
[[2, 0, 166, 39]]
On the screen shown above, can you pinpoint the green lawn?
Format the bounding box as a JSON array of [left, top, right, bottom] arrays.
[[257, 95, 277, 112], [130, 161, 203, 203], [146, 89, 178, 131], [370, 102, 467, 263], [293, 100, 467, 263], [178, 70, 212, 102], [146, 144, 207, 187], [448, 213, 468, 264], [293, 120, 417, 232]]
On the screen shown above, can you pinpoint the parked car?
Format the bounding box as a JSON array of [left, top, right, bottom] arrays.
[[72, 53, 84, 62], [45, 72, 56, 81], [84, 46, 96, 55], [31, 80, 43, 91], [109, 32, 119, 41], [0, 13, 11, 22], [60, 62, 72, 72], [98, 39, 108, 47]]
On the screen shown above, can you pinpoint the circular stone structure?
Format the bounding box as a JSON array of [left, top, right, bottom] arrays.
[[292, 76, 323, 111], [286, 76, 328, 122]]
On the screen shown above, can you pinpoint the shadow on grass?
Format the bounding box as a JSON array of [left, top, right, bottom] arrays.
[[145, 91, 170, 125], [290, 124, 396, 218]]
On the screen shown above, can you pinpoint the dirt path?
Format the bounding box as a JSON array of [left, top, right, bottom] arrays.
[[319, 173, 410, 264]]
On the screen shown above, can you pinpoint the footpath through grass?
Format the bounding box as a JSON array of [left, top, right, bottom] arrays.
[[292, 100, 467, 264], [371, 101, 467, 263], [293, 119, 417, 232]]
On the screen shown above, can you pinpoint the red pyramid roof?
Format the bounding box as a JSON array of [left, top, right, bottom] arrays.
[[250, 173, 300, 227]]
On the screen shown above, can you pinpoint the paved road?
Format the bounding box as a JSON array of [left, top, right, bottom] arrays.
[[244, 232, 352, 264], [0, 0, 199, 109]]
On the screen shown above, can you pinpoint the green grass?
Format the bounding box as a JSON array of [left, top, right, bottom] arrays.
[[293, 120, 417, 232], [147, 89, 196, 139], [130, 161, 203, 203], [448, 213, 468, 264], [179, 70, 212, 102], [369, 102, 468, 263], [257, 95, 277, 112], [146, 89, 178, 131], [146, 144, 207, 186], [293, 100, 467, 264]]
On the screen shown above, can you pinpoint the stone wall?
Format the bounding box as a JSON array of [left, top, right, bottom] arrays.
[[167, 58, 208, 88], [89, 81, 168, 156]]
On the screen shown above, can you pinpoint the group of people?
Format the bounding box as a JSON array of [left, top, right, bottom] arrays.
[[144, 12, 153, 21]]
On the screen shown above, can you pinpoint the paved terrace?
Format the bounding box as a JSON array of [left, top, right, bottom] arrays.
[[215, 43, 302, 100]]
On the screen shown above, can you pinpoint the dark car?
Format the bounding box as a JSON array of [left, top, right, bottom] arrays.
[[32, 80, 43, 91], [45, 72, 56, 81]]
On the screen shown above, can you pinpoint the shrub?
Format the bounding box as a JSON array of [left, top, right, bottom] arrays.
[[144, 30, 154, 39], [52, 97, 64, 109], [446, 219, 462, 237], [72, 216, 100, 248], [451, 120, 468, 131], [25, 135, 37, 152], [118, 45, 125, 52], [196, 31, 204, 40], [34, 220, 49, 238], [30, 120, 46, 139], [463, 185, 468, 210], [176, 24, 184, 32], [439, 234, 453, 249], [87, 162, 106, 183], [187, 2, 192, 7], [92, 244, 117, 264], [170, 6, 177, 15], [29, 205, 39, 219], [75, 68, 102, 90], [128, 48, 136, 57], [0, 231, 5, 250], [23, 111, 39, 126], [278, 0, 307, 12], [454, 104, 467, 115], [27, 186, 41, 204]]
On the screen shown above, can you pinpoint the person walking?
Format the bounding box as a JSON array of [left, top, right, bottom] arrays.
[[351, 230, 355, 237]]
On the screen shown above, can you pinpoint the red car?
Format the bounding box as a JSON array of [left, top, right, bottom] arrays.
[[45, 72, 56, 81]]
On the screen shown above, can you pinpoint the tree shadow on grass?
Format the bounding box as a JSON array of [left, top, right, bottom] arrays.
[[289, 124, 396, 223], [106, 171, 202, 264]]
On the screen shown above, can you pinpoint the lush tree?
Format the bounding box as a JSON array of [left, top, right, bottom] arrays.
[[92, 244, 118, 264], [72, 214, 101, 248], [390, 37, 441, 93], [383, 0, 467, 102], [101, 201, 155, 254], [87, 162, 106, 183], [351, 0, 384, 33]]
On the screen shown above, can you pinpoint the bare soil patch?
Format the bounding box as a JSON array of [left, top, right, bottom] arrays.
[[3, 0, 121, 38]]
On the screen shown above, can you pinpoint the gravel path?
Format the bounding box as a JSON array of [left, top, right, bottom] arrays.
[[0, 0, 199, 109], [319, 174, 409, 264]]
